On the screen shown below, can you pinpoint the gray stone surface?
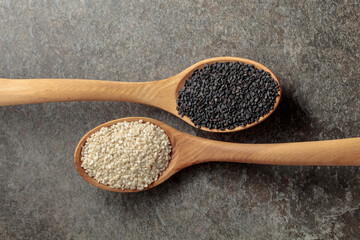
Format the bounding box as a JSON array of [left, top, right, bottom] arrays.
[[0, 0, 359, 239]]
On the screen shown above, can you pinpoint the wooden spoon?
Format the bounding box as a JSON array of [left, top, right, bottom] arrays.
[[74, 117, 360, 193], [0, 57, 281, 133]]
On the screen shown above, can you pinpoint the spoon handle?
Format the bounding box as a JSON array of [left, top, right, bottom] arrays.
[[0, 78, 173, 107], [179, 136, 360, 166]]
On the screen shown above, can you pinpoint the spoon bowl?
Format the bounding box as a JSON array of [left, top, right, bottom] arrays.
[[171, 57, 282, 132], [74, 117, 360, 193], [0, 57, 281, 132], [74, 117, 182, 193]]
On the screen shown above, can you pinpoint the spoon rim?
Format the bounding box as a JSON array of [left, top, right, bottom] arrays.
[[174, 56, 281, 133]]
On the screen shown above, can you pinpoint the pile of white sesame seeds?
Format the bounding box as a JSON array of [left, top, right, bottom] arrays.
[[81, 120, 172, 190]]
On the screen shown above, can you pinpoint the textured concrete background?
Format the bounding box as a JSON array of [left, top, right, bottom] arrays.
[[1, 0, 359, 239]]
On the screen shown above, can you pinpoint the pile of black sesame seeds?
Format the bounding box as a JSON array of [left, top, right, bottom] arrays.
[[176, 62, 280, 130]]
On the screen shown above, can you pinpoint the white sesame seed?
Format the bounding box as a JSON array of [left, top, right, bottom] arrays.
[[81, 120, 172, 190]]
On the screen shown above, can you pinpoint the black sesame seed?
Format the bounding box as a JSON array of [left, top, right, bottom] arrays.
[[176, 62, 279, 131]]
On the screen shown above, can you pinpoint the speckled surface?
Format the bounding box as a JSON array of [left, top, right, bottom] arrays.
[[1, 1, 359, 239]]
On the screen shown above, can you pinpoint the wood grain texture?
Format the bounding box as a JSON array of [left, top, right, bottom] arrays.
[[74, 117, 360, 192], [0, 57, 281, 133]]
